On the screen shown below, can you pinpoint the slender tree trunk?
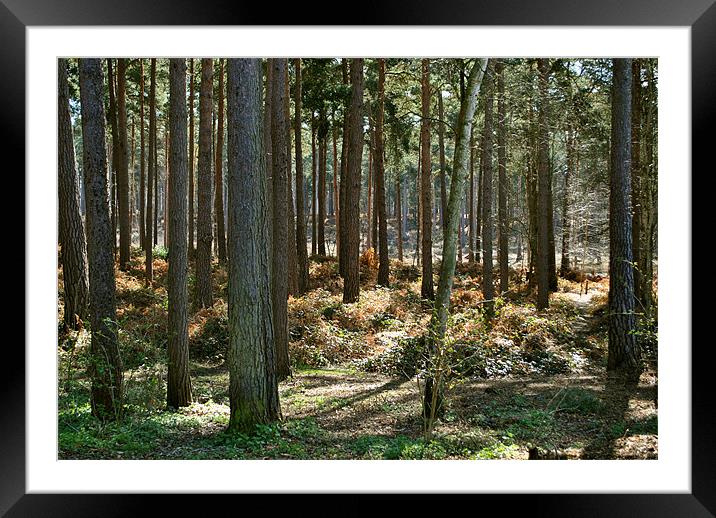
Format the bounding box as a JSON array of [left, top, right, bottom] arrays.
[[481, 62, 495, 316], [468, 128, 475, 263], [475, 131, 483, 264], [630, 58, 643, 307], [271, 59, 291, 381], [215, 59, 227, 264], [396, 168, 403, 262], [366, 129, 373, 252], [420, 59, 434, 300], [195, 59, 214, 309], [343, 58, 364, 303], [139, 60, 146, 251], [226, 58, 281, 432], [145, 59, 156, 285], [376, 59, 390, 286], [317, 116, 327, 256], [438, 89, 447, 233], [285, 66, 298, 296], [107, 59, 119, 257], [536, 59, 551, 310], [294, 59, 309, 293], [608, 58, 641, 379], [58, 58, 89, 331], [561, 125, 575, 276], [496, 60, 509, 294], [79, 58, 124, 421], [338, 59, 349, 277], [116, 59, 131, 269], [188, 59, 195, 259], [167, 58, 193, 409], [423, 59, 487, 433], [333, 123, 339, 253], [311, 115, 317, 256]]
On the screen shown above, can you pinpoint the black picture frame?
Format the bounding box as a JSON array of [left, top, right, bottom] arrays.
[[7, 0, 712, 514]]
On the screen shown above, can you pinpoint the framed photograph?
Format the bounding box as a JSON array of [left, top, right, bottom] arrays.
[[9, 0, 712, 514]]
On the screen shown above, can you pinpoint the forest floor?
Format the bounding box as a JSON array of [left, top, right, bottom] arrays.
[[58, 247, 657, 460]]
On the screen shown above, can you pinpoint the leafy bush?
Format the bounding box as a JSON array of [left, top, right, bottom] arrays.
[[152, 245, 168, 260]]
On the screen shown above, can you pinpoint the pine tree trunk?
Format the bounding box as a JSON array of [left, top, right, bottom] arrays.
[[608, 58, 642, 379], [226, 58, 281, 432], [145, 59, 157, 285], [311, 116, 317, 256], [536, 59, 551, 310], [116, 59, 131, 270], [107, 59, 119, 257], [78, 58, 124, 421], [285, 68, 298, 297], [560, 125, 575, 276], [338, 59, 349, 278], [294, 59, 309, 294], [630, 58, 643, 307], [317, 117, 327, 256], [188, 59, 195, 259], [215, 59, 227, 264], [58, 58, 89, 331], [195, 59, 214, 309], [423, 59, 487, 433], [139, 60, 146, 251], [271, 59, 292, 380], [420, 59, 434, 300], [496, 60, 509, 294], [343, 58, 364, 303], [167, 58, 193, 409], [376, 59, 390, 286], [481, 62, 495, 316], [438, 90, 447, 233]]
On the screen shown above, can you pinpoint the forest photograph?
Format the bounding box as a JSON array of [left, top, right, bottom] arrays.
[[57, 56, 658, 462]]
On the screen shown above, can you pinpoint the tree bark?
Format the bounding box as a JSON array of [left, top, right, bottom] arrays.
[[420, 59, 434, 300], [58, 58, 89, 331], [376, 59, 390, 286], [496, 60, 509, 294], [145, 59, 157, 285], [167, 58, 193, 409], [79, 58, 124, 421], [195, 59, 214, 309], [271, 59, 291, 380], [139, 59, 146, 251], [116, 59, 131, 270], [536, 59, 551, 310], [285, 65, 298, 297], [188, 59, 195, 259], [481, 62, 495, 316], [294, 59, 309, 294], [608, 58, 641, 379], [226, 58, 281, 432], [423, 58, 488, 432], [215, 59, 227, 264], [438, 89, 447, 233], [317, 115, 327, 256], [343, 58, 364, 303]]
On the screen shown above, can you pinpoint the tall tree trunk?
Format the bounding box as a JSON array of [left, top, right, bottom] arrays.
[[420, 59, 434, 300], [145, 59, 157, 285], [468, 127, 475, 263], [536, 59, 551, 310], [475, 131, 483, 264], [139, 59, 146, 251], [560, 124, 575, 276], [215, 59, 227, 264], [366, 129, 373, 251], [343, 58, 364, 303], [271, 59, 292, 381], [608, 58, 641, 379], [438, 89, 447, 233], [167, 58, 193, 409], [294, 59, 309, 294], [394, 134, 404, 263], [285, 66, 298, 296], [188, 59, 195, 259], [79, 58, 124, 421], [423, 59, 488, 433], [481, 61, 495, 316], [226, 58, 281, 432], [311, 115, 317, 256], [116, 59, 130, 270], [107, 59, 119, 257], [338, 59, 349, 278], [317, 115, 327, 256], [376, 59, 390, 286], [333, 123, 339, 251], [195, 58, 214, 309], [496, 60, 509, 294], [58, 58, 89, 331], [630, 58, 643, 308]]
